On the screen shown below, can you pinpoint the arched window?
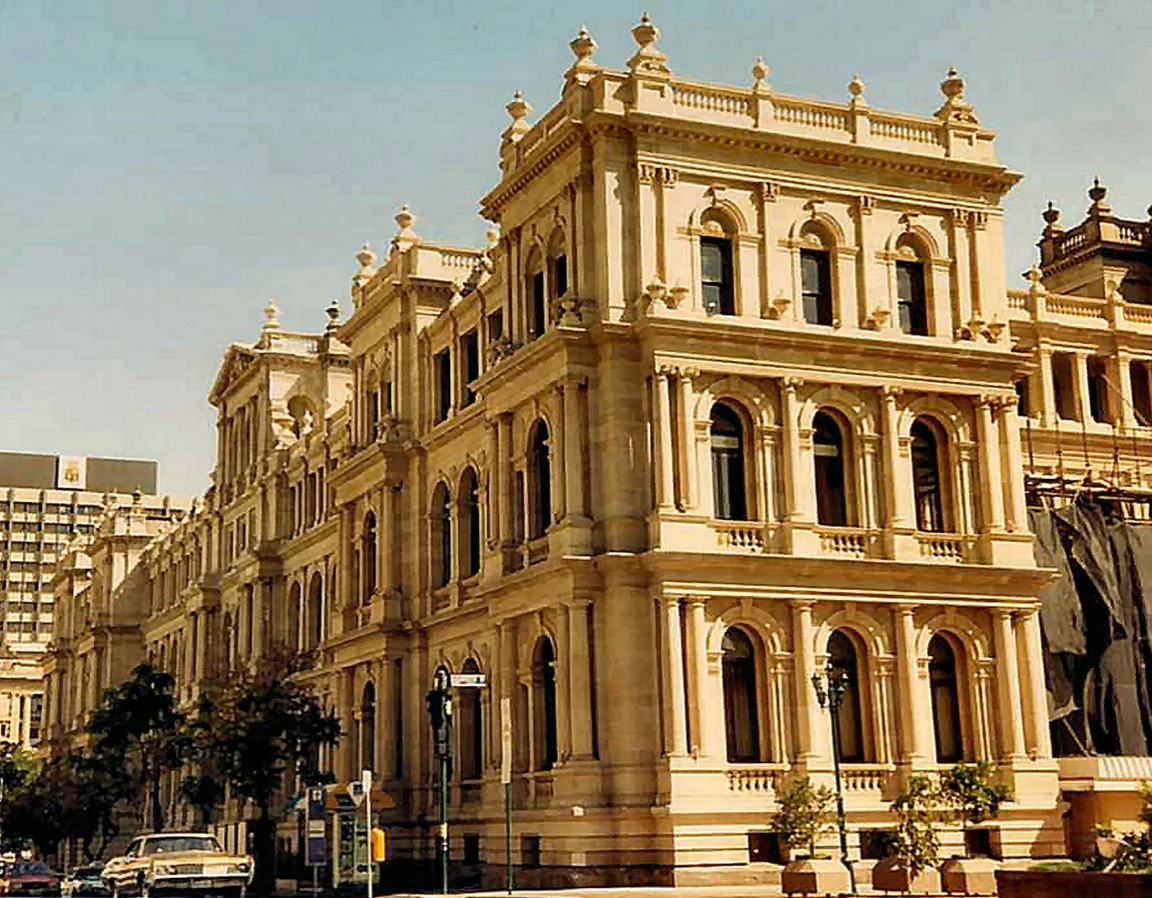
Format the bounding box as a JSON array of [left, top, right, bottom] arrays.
[[801, 233, 833, 326], [813, 411, 848, 527], [827, 630, 865, 763], [527, 250, 547, 339], [308, 572, 324, 649], [287, 581, 303, 651], [929, 635, 964, 763], [459, 468, 481, 580], [722, 628, 761, 762], [431, 482, 452, 589], [911, 418, 945, 533], [710, 403, 748, 521], [896, 240, 929, 336], [245, 585, 256, 656], [548, 228, 568, 301], [222, 612, 234, 669], [360, 682, 376, 774], [701, 237, 735, 316], [362, 512, 377, 604], [459, 658, 484, 780], [528, 422, 551, 539], [531, 637, 558, 771]]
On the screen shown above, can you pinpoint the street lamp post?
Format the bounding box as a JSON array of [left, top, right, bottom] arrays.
[[427, 668, 453, 895], [812, 665, 857, 895]]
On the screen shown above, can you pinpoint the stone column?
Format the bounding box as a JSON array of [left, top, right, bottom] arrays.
[[563, 380, 586, 519], [1038, 346, 1058, 427], [791, 600, 822, 762], [556, 603, 572, 761], [552, 385, 568, 521], [976, 398, 1006, 532], [895, 606, 927, 764], [997, 399, 1029, 534], [567, 599, 595, 759], [1115, 351, 1136, 430], [660, 596, 688, 756], [498, 414, 514, 554], [951, 210, 973, 334], [1073, 351, 1093, 425], [678, 373, 697, 512], [882, 387, 911, 528], [1018, 609, 1053, 760], [653, 368, 676, 511], [994, 610, 1027, 761], [686, 597, 708, 755], [781, 379, 807, 521]]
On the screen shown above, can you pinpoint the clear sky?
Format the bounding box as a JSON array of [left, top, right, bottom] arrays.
[[2, 0, 1149, 495]]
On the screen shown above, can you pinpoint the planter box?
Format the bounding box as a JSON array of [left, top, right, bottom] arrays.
[[997, 870, 1152, 898], [781, 857, 851, 896], [941, 857, 999, 895], [871, 857, 941, 894]]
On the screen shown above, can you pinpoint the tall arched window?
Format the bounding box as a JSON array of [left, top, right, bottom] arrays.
[[222, 612, 235, 670], [722, 627, 761, 762], [528, 422, 551, 539], [929, 635, 964, 762], [827, 630, 865, 763], [895, 238, 930, 337], [362, 512, 377, 604], [287, 581, 303, 651], [527, 251, 547, 339], [458, 468, 481, 580], [360, 682, 377, 774], [801, 242, 833, 326], [710, 403, 748, 521], [813, 411, 849, 527], [911, 418, 945, 532], [431, 482, 452, 589], [701, 236, 735, 316], [548, 228, 568, 301], [531, 637, 558, 771], [459, 658, 484, 780], [308, 572, 324, 649]]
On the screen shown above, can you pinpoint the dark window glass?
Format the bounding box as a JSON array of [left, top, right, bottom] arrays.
[[529, 423, 551, 539], [435, 350, 452, 422], [896, 260, 929, 336], [813, 412, 848, 526], [700, 237, 735, 316], [1053, 353, 1078, 421], [801, 249, 833, 326], [710, 404, 748, 520], [1132, 361, 1152, 426], [531, 271, 547, 338], [911, 420, 944, 532], [461, 331, 480, 408], [433, 484, 451, 589], [827, 630, 865, 763], [1014, 378, 1030, 418], [532, 638, 558, 770], [309, 573, 323, 650], [554, 254, 568, 298], [362, 513, 377, 602], [460, 470, 481, 579], [1087, 356, 1110, 423], [360, 682, 376, 773], [722, 628, 761, 762], [487, 310, 504, 341], [368, 390, 380, 440], [460, 658, 484, 780], [929, 635, 964, 762]]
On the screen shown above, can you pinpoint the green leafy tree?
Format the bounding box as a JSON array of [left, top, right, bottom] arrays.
[[63, 749, 134, 860], [772, 777, 837, 858], [1, 756, 67, 856], [88, 663, 191, 832], [889, 774, 945, 876], [939, 761, 1011, 856], [0, 741, 38, 798], [199, 650, 340, 892]]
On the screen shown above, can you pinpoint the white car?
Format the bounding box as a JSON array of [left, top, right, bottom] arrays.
[[101, 834, 253, 898]]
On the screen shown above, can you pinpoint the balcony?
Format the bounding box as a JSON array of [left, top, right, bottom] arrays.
[[1008, 285, 1152, 336], [725, 764, 786, 794], [915, 532, 971, 563], [710, 520, 768, 552], [815, 526, 881, 559]]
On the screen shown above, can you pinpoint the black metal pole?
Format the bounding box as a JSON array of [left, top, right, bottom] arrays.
[[439, 736, 449, 895], [827, 689, 857, 895]]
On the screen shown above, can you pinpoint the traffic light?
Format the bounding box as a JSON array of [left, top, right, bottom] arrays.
[[371, 827, 387, 862], [426, 688, 445, 732]]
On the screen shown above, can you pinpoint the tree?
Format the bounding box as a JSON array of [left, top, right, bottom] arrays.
[[88, 663, 191, 832], [772, 777, 837, 858], [63, 749, 134, 860], [0, 741, 37, 799], [889, 774, 945, 876], [939, 761, 1011, 856], [198, 649, 340, 892]]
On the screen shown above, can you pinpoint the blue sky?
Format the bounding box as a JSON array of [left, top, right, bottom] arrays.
[[2, 0, 1148, 494]]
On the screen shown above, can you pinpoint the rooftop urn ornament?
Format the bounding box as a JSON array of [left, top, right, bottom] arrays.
[[848, 73, 867, 108], [1042, 200, 1062, 234], [262, 297, 281, 332], [391, 205, 421, 253], [934, 66, 978, 123], [627, 12, 671, 77], [751, 55, 771, 92], [325, 298, 341, 334], [502, 90, 533, 146], [1088, 177, 1112, 215], [352, 243, 378, 297], [566, 24, 601, 85]]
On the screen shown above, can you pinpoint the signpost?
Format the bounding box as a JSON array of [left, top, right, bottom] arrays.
[[362, 770, 374, 898], [306, 788, 326, 896], [500, 696, 513, 895]]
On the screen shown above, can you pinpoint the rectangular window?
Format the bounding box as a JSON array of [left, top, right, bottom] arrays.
[[896, 261, 928, 336], [801, 249, 833, 326], [531, 271, 547, 338], [463, 834, 481, 866], [1087, 356, 1111, 423], [1052, 353, 1077, 421], [700, 237, 735, 315], [554, 254, 568, 298], [487, 310, 504, 342], [434, 350, 452, 423], [521, 835, 541, 868], [1015, 378, 1031, 418], [368, 389, 380, 440], [461, 330, 480, 409], [1132, 361, 1152, 426]]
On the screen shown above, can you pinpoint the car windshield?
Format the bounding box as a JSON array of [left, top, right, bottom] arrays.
[[12, 863, 50, 875], [74, 867, 102, 878], [143, 836, 222, 855]]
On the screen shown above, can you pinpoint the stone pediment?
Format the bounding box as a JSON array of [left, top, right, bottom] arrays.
[[208, 343, 258, 403]]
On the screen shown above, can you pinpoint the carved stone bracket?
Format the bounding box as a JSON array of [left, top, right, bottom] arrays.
[[863, 307, 890, 330]]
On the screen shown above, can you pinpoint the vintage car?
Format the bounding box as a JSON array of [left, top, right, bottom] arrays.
[[101, 834, 253, 898], [61, 865, 107, 898], [0, 861, 61, 896]]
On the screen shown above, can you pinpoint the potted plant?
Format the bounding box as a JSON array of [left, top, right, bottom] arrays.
[[772, 777, 850, 895], [938, 761, 1012, 894], [873, 774, 943, 894]]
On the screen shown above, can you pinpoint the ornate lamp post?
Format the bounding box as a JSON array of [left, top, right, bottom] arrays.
[[812, 663, 858, 894], [427, 668, 454, 895]]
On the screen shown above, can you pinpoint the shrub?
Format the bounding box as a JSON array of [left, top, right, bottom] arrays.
[[773, 777, 837, 858], [939, 761, 1011, 857], [889, 775, 944, 876]]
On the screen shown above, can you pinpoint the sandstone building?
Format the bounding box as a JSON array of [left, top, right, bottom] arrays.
[[46, 15, 1152, 882]]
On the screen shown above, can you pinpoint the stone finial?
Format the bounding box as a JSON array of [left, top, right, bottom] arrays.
[[502, 90, 534, 147], [848, 73, 867, 106], [751, 55, 771, 90], [1027, 265, 1045, 295], [262, 298, 281, 331], [1042, 200, 1060, 226], [325, 298, 341, 333], [132, 487, 143, 505], [627, 12, 671, 77], [566, 24, 601, 85], [1088, 177, 1112, 215], [486, 225, 500, 249], [352, 243, 378, 298], [934, 66, 978, 123], [391, 205, 421, 253]]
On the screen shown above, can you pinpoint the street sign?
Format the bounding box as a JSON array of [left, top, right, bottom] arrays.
[[500, 697, 512, 784], [453, 673, 487, 688], [361, 769, 373, 790], [348, 781, 366, 807], [306, 789, 327, 867]]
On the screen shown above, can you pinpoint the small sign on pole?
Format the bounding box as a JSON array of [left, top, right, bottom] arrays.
[[453, 673, 488, 688], [500, 697, 512, 784]]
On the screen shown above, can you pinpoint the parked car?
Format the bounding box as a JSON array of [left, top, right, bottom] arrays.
[[101, 834, 253, 898], [0, 861, 61, 896], [61, 865, 107, 898]]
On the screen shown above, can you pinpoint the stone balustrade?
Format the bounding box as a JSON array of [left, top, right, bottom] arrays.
[[1008, 287, 1152, 335]]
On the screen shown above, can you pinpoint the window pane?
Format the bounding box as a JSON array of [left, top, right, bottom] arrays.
[[701, 240, 724, 282], [801, 250, 832, 326], [897, 261, 928, 336]]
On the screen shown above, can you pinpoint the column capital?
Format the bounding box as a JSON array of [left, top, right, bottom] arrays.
[[686, 594, 709, 608], [788, 598, 814, 611], [782, 376, 804, 393], [659, 594, 684, 608]]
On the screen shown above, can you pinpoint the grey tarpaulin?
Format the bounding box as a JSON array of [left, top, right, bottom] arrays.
[[1030, 503, 1152, 756]]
